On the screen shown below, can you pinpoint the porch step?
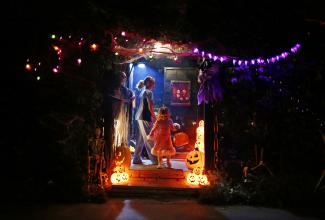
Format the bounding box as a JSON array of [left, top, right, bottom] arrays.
[[128, 168, 193, 188], [108, 185, 200, 198], [130, 168, 186, 179], [172, 152, 188, 160]]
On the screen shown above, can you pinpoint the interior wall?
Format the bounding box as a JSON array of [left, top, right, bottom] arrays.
[[131, 58, 203, 151]]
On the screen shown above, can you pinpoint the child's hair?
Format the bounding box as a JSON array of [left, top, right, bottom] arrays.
[[157, 106, 170, 120], [144, 76, 155, 86], [136, 80, 145, 89]]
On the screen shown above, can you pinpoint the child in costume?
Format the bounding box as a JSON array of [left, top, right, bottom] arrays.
[[148, 106, 179, 168]]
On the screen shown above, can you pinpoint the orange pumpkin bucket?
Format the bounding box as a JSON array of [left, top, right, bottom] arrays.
[[173, 132, 189, 147]]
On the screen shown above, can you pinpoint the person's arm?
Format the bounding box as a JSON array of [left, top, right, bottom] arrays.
[[169, 120, 180, 132], [130, 90, 136, 108], [149, 121, 158, 137], [147, 90, 156, 121]]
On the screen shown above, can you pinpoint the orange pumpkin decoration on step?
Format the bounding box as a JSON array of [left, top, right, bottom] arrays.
[[187, 173, 199, 185], [173, 132, 189, 148], [115, 144, 131, 169], [185, 148, 205, 170]]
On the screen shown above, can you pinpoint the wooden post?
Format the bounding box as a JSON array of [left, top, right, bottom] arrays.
[[204, 103, 216, 171]]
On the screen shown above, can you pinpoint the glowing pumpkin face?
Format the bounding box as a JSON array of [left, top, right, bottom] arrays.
[[121, 172, 129, 182], [197, 174, 209, 185], [110, 173, 122, 184], [185, 149, 204, 170], [193, 166, 203, 175], [113, 166, 124, 173], [187, 173, 198, 185], [115, 145, 131, 168]]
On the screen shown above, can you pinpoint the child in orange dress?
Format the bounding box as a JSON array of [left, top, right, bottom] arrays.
[[148, 106, 179, 169]]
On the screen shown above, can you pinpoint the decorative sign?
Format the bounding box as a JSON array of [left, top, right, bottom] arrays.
[[171, 80, 191, 106]]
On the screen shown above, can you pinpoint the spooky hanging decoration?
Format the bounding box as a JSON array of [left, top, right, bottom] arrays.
[[197, 59, 222, 104], [185, 148, 205, 170], [194, 120, 205, 152]]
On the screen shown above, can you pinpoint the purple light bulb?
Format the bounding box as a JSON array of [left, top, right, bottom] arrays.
[[233, 59, 237, 65], [251, 60, 255, 65], [193, 48, 199, 53], [208, 53, 212, 59]]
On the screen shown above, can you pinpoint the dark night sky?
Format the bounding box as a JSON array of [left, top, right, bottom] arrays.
[[2, 0, 324, 112], [4, 1, 324, 62]]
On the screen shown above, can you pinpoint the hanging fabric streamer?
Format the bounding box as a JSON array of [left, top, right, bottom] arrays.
[[197, 59, 223, 104]]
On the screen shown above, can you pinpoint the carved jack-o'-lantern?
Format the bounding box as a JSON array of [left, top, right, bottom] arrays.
[[113, 165, 124, 173], [185, 149, 205, 170], [110, 173, 122, 184], [115, 144, 131, 169], [187, 173, 199, 185], [121, 172, 129, 182], [197, 174, 209, 185], [173, 132, 189, 148], [193, 166, 203, 175]]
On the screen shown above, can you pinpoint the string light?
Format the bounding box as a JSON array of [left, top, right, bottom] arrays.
[[90, 43, 98, 51], [26, 30, 302, 79], [36, 76, 40, 80], [52, 68, 59, 73], [53, 46, 60, 51], [25, 64, 32, 71]]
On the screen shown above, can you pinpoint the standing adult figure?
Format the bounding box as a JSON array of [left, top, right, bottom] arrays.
[[133, 76, 157, 164]]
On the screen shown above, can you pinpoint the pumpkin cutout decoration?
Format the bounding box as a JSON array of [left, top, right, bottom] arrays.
[[121, 172, 129, 182], [185, 148, 205, 170], [173, 132, 189, 148], [110, 173, 122, 184], [193, 166, 203, 175], [194, 120, 205, 152], [115, 144, 131, 169], [187, 173, 199, 185], [113, 165, 124, 173], [110, 165, 129, 184], [197, 174, 209, 185]]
